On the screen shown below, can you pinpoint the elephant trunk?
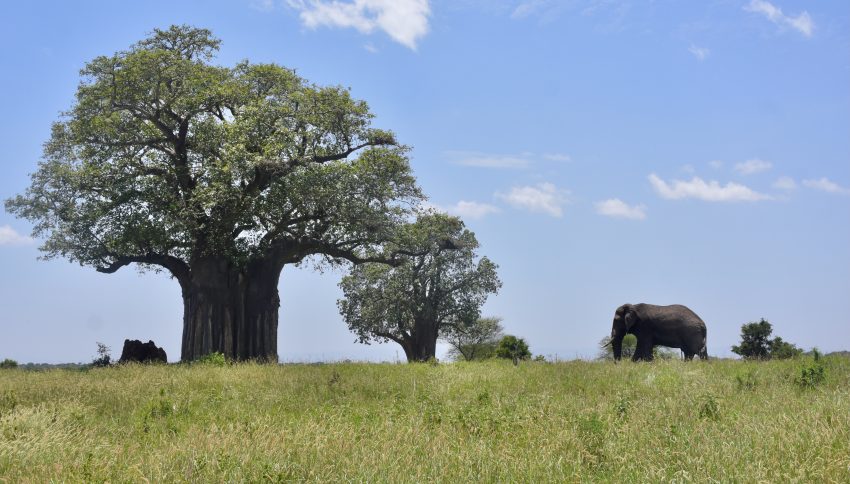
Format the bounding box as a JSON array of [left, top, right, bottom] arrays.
[[612, 336, 623, 361]]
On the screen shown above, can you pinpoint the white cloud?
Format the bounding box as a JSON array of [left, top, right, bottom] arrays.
[[773, 176, 797, 190], [497, 183, 567, 217], [595, 199, 646, 220], [0, 225, 33, 246], [447, 201, 501, 219], [744, 0, 814, 37], [448, 151, 530, 169], [734, 158, 772, 175], [648, 174, 771, 202], [688, 44, 710, 61], [709, 160, 724, 169], [448, 151, 570, 168], [419, 200, 500, 220], [802, 177, 850, 195], [543, 153, 572, 162], [287, 0, 430, 50], [511, 0, 546, 19]]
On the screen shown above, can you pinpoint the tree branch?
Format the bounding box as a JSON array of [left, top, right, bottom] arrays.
[[96, 252, 190, 283]]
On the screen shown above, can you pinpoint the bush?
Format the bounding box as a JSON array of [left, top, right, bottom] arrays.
[[495, 335, 531, 365], [91, 342, 111, 367], [196, 352, 229, 366], [795, 349, 826, 389], [769, 337, 802, 359], [0, 359, 18, 369]]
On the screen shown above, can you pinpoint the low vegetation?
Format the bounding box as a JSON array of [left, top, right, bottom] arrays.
[[2, 357, 848, 481]]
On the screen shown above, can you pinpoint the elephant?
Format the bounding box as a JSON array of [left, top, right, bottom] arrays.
[[609, 303, 708, 361]]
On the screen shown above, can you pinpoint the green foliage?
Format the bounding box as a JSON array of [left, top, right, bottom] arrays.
[[495, 335, 531, 364], [732, 319, 801, 360], [598, 334, 636, 360], [1, 360, 849, 480], [795, 351, 826, 389], [731, 319, 772, 359], [0, 359, 18, 369], [91, 342, 111, 368], [5, 24, 421, 279], [196, 352, 228, 366], [338, 213, 501, 361], [445, 316, 504, 361], [769, 337, 803, 360], [533, 355, 547, 362]]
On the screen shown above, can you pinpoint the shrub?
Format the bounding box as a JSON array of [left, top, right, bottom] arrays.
[[769, 337, 802, 359], [196, 352, 229, 366], [795, 349, 826, 389], [495, 335, 531, 365], [0, 358, 18, 369], [91, 342, 111, 367]]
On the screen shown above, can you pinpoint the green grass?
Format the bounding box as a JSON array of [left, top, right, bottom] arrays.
[[1, 357, 849, 482]]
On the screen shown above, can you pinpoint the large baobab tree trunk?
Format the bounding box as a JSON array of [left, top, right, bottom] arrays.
[[400, 318, 439, 362], [180, 257, 283, 362]]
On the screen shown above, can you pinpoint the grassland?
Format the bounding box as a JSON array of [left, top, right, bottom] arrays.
[[1, 357, 849, 482]]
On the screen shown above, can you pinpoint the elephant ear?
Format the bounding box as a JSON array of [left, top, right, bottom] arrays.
[[624, 308, 636, 331]]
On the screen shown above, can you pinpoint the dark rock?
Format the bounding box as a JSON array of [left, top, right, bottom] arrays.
[[119, 339, 167, 364]]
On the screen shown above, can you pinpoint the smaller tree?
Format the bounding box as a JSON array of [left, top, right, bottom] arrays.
[[495, 335, 531, 365], [91, 342, 112, 367], [445, 316, 504, 361], [338, 213, 501, 362], [732, 319, 801, 360], [0, 359, 18, 369]]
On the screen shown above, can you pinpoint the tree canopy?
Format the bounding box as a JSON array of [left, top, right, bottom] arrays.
[[731, 319, 802, 360], [5, 25, 423, 360], [495, 335, 531, 365], [445, 316, 504, 361], [338, 213, 501, 362]]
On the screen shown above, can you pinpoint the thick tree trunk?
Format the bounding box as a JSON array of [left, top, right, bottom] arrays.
[[180, 257, 281, 362], [401, 318, 439, 362]]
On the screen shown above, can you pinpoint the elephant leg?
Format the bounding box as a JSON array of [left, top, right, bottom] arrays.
[[633, 338, 653, 362]]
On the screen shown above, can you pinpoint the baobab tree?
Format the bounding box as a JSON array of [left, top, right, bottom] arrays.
[[5, 26, 422, 361]]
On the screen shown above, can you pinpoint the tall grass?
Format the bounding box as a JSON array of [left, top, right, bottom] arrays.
[[1, 357, 848, 481]]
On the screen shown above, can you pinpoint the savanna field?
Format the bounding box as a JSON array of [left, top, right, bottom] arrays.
[[1, 357, 849, 482]]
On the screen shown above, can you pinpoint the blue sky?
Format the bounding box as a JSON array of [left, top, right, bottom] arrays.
[[1, 0, 848, 363]]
